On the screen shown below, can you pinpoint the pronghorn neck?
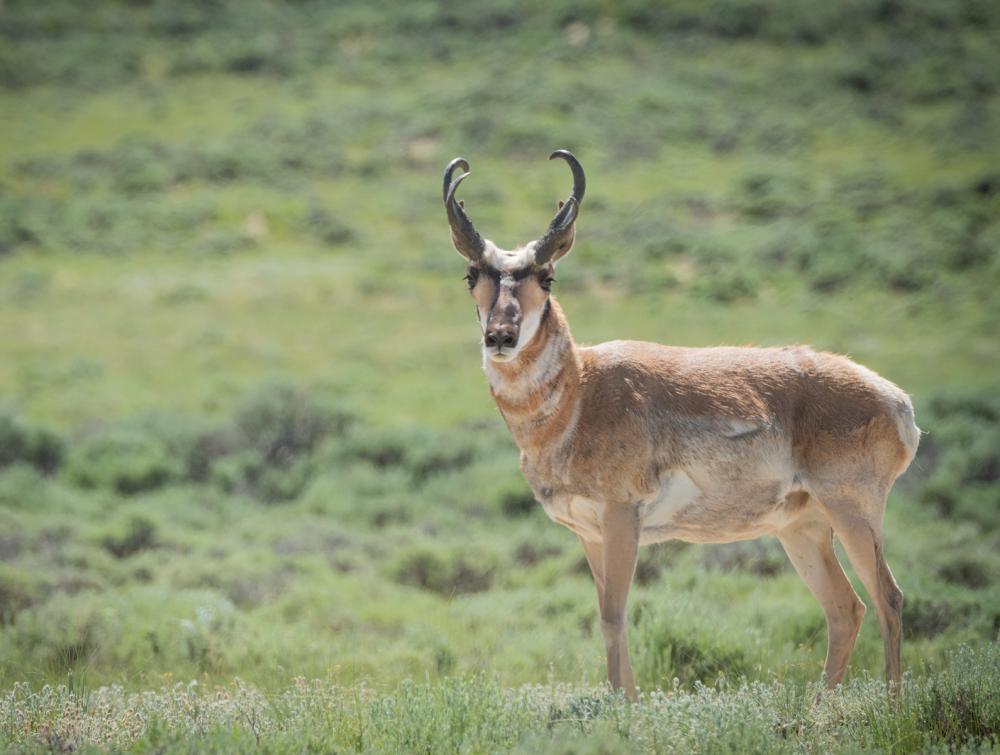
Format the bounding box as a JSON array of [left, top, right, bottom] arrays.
[[484, 297, 581, 451]]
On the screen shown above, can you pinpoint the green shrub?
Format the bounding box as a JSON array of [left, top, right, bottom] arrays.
[[304, 463, 425, 527], [500, 487, 537, 518], [233, 383, 353, 468], [64, 429, 180, 496], [388, 544, 501, 595], [302, 205, 356, 247], [211, 450, 312, 503], [98, 514, 158, 559], [125, 415, 228, 483], [4, 588, 243, 681], [0, 566, 47, 625], [690, 269, 758, 303], [701, 539, 788, 577], [0, 464, 49, 512], [904, 594, 979, 639], [936, 554, 995, 590], [735, 171, 811, 221], [633, 542, 691, 586], [904, 644, 1000, 749], [194, 228, 257, 256], [632, 600, 752, 689], [915, 389, 1000, 530], [331, 424, 476, 485], [0, 411, 64, 474]]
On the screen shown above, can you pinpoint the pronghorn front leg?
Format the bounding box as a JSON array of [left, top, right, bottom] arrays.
[[599, 503, 640, 701], [578, 536, 605, 605]]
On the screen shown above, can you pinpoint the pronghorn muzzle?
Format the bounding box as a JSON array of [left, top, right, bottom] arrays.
[[483, 278, 521, 354]]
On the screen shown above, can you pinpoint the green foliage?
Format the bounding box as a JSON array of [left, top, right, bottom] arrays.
[[632, 599, 752, 689], [65, 429, 181, 496], [0, 380, 996, 694], [98, 514, 158, 559], [388, 543, 501, 596], [1, 646, 998, 753], [3, 588, 243, 682], [0, 2, 996, 316], [913, 389, 1000, 531], [0, 464, 48, 512], [904, 593, 980, 639], [700, 539, 788, 577], [0, 1, 997, 748], [301, 205, 355, 247], [0, 565, 47, 625], [230, 383, 352, 465], [0, 411, 64, 474]]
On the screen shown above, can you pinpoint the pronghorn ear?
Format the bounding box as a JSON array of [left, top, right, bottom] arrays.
[[532, 226, 576, 265]]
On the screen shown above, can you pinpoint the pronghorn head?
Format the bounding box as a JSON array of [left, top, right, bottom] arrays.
[[443, 150, 585, 363]]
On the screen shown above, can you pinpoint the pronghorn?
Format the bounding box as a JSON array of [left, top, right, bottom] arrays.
[[443, 150, 920, 700]]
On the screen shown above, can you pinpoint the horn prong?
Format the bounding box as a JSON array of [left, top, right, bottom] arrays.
[[535, 149, 585, 265], [443, 158, 484, 261]]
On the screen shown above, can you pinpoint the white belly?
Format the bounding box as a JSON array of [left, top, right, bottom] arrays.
[[638, 471, 702, 544], [539, 471, 702, 544]]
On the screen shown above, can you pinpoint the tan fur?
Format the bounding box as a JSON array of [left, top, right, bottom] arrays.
[[454, 213, 917, 702]]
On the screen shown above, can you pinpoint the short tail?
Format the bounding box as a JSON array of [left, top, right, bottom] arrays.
[[893, 395, 921, 473]]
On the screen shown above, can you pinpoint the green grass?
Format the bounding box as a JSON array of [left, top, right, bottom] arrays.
[[2, 646, 998, 753], [1, 0, 998, 751], [2, 249, 997, 428]]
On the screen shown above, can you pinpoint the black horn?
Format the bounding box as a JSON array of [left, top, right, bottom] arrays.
[[443, 157, 485, 261], [534, 149, 586, 265]]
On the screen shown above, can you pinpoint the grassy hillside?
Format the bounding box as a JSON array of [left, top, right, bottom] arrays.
[[1, 0, 998, 751]]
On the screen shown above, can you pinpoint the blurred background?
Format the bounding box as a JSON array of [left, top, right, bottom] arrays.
[[0, 0, 997, 695]]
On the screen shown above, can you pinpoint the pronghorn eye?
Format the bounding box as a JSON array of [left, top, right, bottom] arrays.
[[541, 276, 555, 291], [464, 271, 478, 289]]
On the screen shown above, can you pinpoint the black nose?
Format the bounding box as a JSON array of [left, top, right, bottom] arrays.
[[485, 327, 517, 349]]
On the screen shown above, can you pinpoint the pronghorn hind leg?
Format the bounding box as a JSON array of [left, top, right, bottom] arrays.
[[599, 504, 640, 701], [819, 499, 904, 689], [777, 511, 866, 688]]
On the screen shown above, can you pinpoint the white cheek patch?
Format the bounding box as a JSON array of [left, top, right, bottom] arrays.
[[513, 305, 543, 353]]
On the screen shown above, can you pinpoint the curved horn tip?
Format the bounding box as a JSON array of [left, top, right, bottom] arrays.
[[445, 171, 471, 204], [443, 157, 471, 203], [546, 148, 585, 206]]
